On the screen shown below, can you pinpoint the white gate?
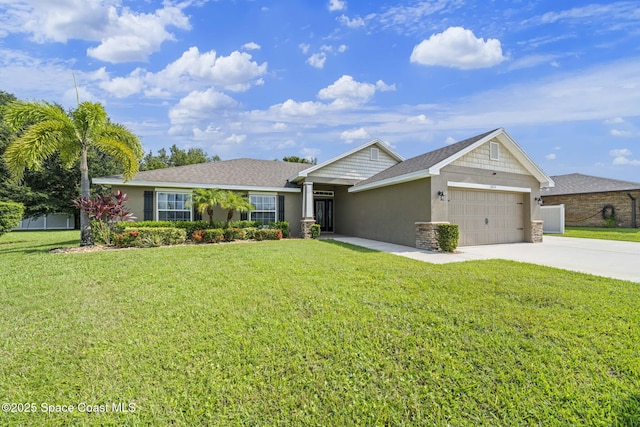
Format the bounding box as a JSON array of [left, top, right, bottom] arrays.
[[541, 205, 565, 234]]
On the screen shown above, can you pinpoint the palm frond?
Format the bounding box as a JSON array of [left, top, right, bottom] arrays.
[[3, 120, 75, 180], [74, 102, 108, 142], [92, 127, 143, 181], [3, 101, 72, 133]]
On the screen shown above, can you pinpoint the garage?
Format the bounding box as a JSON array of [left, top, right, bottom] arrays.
[[448, 189, 525, 246]]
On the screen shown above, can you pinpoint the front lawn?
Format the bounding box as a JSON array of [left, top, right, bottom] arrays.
[[1, 231, 639, 426], [561, 227, 640, 242]]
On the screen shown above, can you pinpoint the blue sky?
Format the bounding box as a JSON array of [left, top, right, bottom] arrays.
[[1, 0, 639, 182]]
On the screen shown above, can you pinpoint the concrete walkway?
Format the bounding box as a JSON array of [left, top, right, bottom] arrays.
[[326, 235, 640, 283]]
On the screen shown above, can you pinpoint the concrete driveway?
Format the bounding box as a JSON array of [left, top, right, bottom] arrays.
[[329, 235, 640, 283]]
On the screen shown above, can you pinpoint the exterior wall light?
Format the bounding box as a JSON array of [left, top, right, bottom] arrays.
[[438, 191, 446, 201], [534, 197, 543, 206]]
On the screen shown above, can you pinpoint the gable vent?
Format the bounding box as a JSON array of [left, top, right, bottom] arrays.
[[371, 147, 380, 161], [490, 142, 500, 161]]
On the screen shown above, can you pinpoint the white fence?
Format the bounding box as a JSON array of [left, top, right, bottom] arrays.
[[14, 213, 75, 230], [541, 204, 565, 234]]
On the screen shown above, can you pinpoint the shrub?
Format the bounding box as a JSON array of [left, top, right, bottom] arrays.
[[192, 229, 224, 244], [310, 224, 321, 239], [243, 227, 258, 240], [0, 201, 24, 236], [121, 220, 176, 229], [437, 223, 459, 252], [254, 229, 283, 241], [270, 221, 290, 238], [113, 227, 186, 248]]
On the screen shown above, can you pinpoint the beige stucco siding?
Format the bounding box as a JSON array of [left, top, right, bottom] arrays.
[[336, 178, 431, 247], [309, 146, 398, 181], [451, 139, 530, 175], [112, 186, 151, 221]]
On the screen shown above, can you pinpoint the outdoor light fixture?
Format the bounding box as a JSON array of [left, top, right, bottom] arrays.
[[535, 197, 543, 206], [438, 191, 446, 201]]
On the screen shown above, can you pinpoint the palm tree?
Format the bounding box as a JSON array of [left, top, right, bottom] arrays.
[[219, 191, 254, 228], [2, 100, 143, 246], [192, 188, 223, 227]]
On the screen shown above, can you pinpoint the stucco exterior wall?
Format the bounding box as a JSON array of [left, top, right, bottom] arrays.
[[335, 178, 431, 247], [112, 185, 151, 221], [542, 191, 640, 228]]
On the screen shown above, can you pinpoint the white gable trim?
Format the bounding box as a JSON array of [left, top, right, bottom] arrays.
[[448, 181, 532, 193], [290, 138, 404, 182], [92, 178, 301, 193]]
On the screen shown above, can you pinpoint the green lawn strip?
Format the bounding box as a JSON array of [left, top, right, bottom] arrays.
[[558, 227, 640, 242], [0, 232, 638, 426]]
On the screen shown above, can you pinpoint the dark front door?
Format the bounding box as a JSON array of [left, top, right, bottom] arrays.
[[314, 199, 334, 232]]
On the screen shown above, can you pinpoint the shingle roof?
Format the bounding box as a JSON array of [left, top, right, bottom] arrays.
[[99, 158, 309, 189], [542, 173, 640, 196], [353, 129, 499, 188]]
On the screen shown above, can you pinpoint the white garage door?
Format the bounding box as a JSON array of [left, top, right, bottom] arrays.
[[448, 189, 525, 246]]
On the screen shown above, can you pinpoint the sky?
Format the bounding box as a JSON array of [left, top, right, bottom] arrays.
[[1, 0, 639, 183]]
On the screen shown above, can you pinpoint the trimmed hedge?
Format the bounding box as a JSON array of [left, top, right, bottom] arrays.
[[114, 227, 187, 248], [0, 201, 24, 236], [310, 224, 321, 239], [120, 220, 262, 237], [191, 227, 282, 243], [437, 223, 459, 252]]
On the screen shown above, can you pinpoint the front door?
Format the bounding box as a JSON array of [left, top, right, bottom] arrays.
[[314, 199, 334, 232]]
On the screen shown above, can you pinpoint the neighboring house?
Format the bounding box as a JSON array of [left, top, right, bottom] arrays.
[[93, 128, 553, 249], [541, 173, 640, 228]]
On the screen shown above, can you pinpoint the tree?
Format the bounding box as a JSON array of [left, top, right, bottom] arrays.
[[219, 191, 254, 228], [2, 100, 143, 246], [140, 144, 220, 171], [282, 155, 317, 165], [192, 188, 223, 227]]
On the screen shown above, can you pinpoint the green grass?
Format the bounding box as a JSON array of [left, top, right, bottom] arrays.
[[1, 231, 639, 426], [560, 227, 640, 242]]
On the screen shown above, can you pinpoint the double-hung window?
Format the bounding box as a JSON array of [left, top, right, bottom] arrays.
[[157, 191, 192, 221], [249, 194, 276, 225]]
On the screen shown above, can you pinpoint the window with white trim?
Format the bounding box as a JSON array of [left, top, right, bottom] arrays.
[[157, 192, 192, 221], [490, 142, 500, 160], [249, 194, 276, 225]]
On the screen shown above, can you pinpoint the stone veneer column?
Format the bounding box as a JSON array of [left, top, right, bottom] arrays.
[[415, 221, 450, 251], [300, 219, 316, 239], [531, 220, 543, 243]]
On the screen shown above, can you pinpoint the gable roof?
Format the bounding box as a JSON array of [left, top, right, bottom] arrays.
[[350, 128, 553, 193], [290, 138, 404, 182], [542, 173, 640, 196], [92, 158, 309, 192]]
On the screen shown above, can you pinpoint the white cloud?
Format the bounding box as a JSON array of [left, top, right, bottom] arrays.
[[338, 44, 348, 53], [508, 54, 561, 71], [341, 127, 370, 143], [337, 15, 365, 28], [169, 89, 238, 127], [242, 42, 261, 50], [375, 80, 396, 92], [610, 148, 632, 157], [328, 0, 347, 12], [605, 117, 625, 124], [317, 75, 377, 105], [612, 157, 640, 166], [410, 27, 505, 70], [299, 43, 311, 54], [274, 99, 322, 116], [610, 129, 631, 137], [103, 47, 268, 96], [306, 52, 327, 69], [545, 153, 557, 160], [407, 114, 433, 125], [445, 136, 457, 145], [225, 134, 247, 144], [273, 122, 288, 130]]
